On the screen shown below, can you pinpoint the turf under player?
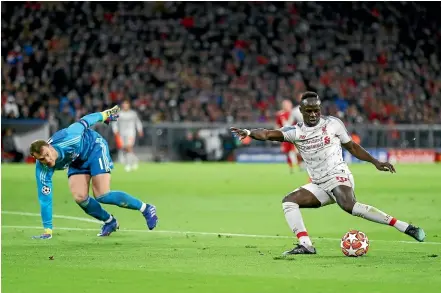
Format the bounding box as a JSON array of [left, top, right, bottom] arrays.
[[29, 106, 158, 239], [231, 91, 425, 255], [112, 99, 144, 172], [276, 100, 299, 173]]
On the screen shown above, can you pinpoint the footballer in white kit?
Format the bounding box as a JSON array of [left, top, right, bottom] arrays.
[[231, 91, 426, 255], [282, 115, 354, 202], [112, 100, 144, 172]]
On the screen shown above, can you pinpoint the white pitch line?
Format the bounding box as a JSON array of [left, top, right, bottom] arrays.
[[0, 225, 289, 238], [2, 211, 101, 223], [2, 211, 441, 245], [3, 225, 98, 232]]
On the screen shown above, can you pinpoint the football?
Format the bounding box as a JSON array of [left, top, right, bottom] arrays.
[[341, 230, 369, 257]]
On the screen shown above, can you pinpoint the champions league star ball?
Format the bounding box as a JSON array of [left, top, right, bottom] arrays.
[[340, 230, 369, 257]]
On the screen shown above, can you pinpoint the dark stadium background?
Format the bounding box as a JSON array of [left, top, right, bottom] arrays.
[[2, 3, 441, 293], [2, 1, 440, 163]]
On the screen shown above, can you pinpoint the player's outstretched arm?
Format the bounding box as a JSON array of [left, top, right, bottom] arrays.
[[67, 106, 121, 135], [230, 127, 285, 142], [342, 141, 396, 173], [135, 113, 144, 137], [332, 116, 395, 173], [33, 161, 55, 239]]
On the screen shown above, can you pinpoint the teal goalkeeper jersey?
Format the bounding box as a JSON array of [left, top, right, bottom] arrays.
[[35, 112, 106, 229]]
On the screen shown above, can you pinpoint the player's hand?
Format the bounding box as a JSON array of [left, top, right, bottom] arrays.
[[374, 161, 396, 173], [102, 105, 120, 125], [138, 131, 144, 138], [32, 228, 53, 240], [230, 127, 249, 141]]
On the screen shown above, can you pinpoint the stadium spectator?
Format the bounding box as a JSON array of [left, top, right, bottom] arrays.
[[1, 2, 440, 128], [1, 128, 24, 162], [3, 96, 19, 118], [178, 131, 208, 161]]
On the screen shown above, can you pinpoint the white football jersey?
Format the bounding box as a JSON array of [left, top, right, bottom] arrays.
[[288, 105, 303, 124], [112, 110, 143, 136], [281, 116, 352, 182]]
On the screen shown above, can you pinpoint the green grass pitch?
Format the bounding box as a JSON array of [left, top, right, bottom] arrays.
[[2, 163, 441, 293]]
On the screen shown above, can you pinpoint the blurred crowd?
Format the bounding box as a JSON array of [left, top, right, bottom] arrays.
[[2, 1, 441, 127]]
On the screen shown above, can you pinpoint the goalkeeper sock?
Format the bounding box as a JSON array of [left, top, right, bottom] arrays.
[[282, 202, 313, 247], [352, 202, 409, 232], [77, 196, 112, 222], [97, 191, 145, 211]]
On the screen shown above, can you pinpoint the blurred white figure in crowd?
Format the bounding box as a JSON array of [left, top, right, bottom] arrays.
[[112, 100, 144, 172], [4, 96, 20, 118]]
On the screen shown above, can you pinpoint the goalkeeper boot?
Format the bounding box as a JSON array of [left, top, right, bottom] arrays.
[[32, 228, 53, 240], [97, 216, 119, 237], [142, 204, 158, 230]]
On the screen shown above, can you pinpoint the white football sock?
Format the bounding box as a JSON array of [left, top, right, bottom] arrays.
[[127, 152, 139, 166], [352, 202, 409, 232], [104, 215, 113, 223], [132, 152, 139, 164], [282, 202, 313, 247], [119, 150, 126, 164], [288, 151, 298, 165]]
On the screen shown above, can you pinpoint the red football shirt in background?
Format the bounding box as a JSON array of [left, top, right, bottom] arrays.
[[275, 110, 296, 153], [276, 110, 291, 128]]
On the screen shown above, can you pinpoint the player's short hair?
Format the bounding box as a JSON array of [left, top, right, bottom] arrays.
[[29, 140, 49, 155], [301, 91, 319, 101]]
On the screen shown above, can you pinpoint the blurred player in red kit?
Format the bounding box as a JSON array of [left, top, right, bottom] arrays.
[[276, 99, 300, 173], [287, 94, 306, 172]]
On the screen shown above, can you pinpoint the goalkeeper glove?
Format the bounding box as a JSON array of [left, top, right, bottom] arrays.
[[102, 105, 120, 125]]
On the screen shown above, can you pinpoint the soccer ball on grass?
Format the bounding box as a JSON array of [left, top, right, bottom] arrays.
[[340, 230, 369, 257]]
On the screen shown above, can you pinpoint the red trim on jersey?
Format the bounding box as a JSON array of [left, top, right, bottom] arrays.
[[296, 231, 309, 238], [389, 218, 397, 226]]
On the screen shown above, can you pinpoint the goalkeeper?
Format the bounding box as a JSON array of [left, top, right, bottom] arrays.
[[29, 106, 158, 239]]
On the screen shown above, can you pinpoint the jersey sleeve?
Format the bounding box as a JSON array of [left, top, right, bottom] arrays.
[[279, 126, 297, 143], [66, 112, 105, 135], [331, 117, 351, 144], [35, 161, 55, 230]]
